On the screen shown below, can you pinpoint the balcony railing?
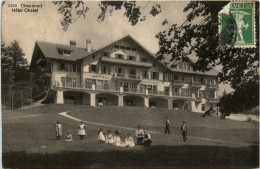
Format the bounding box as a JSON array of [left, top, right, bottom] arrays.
[[100, 56, 153, 67], [172, 92, 192, 97], [115, 73, 141, 80]]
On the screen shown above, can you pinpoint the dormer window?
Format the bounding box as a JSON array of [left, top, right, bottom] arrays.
[[114, 45, 119, 49], [57, 48, 72, 56], [103, 52, 108, 57], [170, 64, 177, 68], [116, 54, 124, 59], [92, 55, 95, 59], [128, 56, 136, 61], [140, 57, 148, 62]]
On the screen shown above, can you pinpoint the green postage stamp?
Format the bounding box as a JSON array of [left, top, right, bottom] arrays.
[[220, 1, 256, 48]]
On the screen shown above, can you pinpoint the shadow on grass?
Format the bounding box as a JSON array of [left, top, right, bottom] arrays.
[[3, 145, 259, 168]]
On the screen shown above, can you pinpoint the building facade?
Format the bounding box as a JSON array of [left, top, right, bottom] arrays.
[[30, 35, 219, 113]]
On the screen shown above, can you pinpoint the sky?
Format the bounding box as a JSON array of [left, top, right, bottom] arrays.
[[1, 1, 233, 94]]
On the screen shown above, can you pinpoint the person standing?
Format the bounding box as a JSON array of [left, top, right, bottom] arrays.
[[56, 121, 62, 140], [98, 128, 105, 144], [165, 116, 170, 134], [135, 125, 144, 145], [181, 120, 188, 142], [78, 121, 86, 140]]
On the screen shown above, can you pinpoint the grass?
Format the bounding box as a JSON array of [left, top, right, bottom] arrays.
[[2, 104, 259, 168]]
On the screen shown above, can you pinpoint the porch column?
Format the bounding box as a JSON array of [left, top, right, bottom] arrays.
[[144, 97, 149, 107], [56, 90, 64, 104], [90, 93, 96, 107], [168, 99, 173, 109], [118, 95, 124, 106]]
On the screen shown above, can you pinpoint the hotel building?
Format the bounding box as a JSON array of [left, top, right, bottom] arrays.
[[30, 35, 219, 112]]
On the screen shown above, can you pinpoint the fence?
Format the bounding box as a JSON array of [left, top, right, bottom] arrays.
[[1, 84, 33, 111]]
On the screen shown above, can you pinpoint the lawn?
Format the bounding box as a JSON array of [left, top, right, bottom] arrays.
[[2, 104, 259, 168]]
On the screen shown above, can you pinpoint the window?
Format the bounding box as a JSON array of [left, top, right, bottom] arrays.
[[116, 54, 124, 59], [73, 78, 76, 87], [174, 75, 179, 80], [77, 63, 81, 72], [116, 67, 123, 74], [66, 78, 72, 87], [132, 48, 136, 51], [60, 63, 66, 71], [91, 65, 98, 73], [64, 50, 71, 55], [201, 104, 205, 111], [143, 71, 148, 79], [187, 64, 191, 70], [72, 64, 77, 72], [101, 65, 107, 74], [61, 77, 65, 87], [114, 45, 119, 49], [140, 57, 148, 62], [174, 87, 179, 93], [151, 72, 159, 80], [170, 64, 177, 68], [210, 91, 215, 98], [178, 63, 182, 69], [153, 63, 156, 67], [152, 85, 157, 91], [164, 74, 169, 81], [103, 52, 108, 57], [126, 47, 131, 50], [57, 49, 72, 56], [164, 87, 169, 93], [129, 69, 136, 75], [120, 46, 125, 50], [183, 63, 187, 69], [128, 56, 136, 61], [58, 49, 63, 55], [92, 55, 95, 59]]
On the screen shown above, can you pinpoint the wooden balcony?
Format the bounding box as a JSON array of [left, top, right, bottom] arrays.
[[100, 56, 153, 67]]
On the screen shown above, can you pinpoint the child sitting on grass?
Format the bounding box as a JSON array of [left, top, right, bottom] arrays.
[[98, 128, 105, 144], [65, 130, 73, 142]]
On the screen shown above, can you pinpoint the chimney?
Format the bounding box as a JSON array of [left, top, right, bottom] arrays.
[[86, 39, 91, 53], [70, 40, 76, 46]]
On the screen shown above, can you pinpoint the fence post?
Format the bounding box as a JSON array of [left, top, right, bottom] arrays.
[[21, 91, 23, 112], [11, 92, 14, 112]]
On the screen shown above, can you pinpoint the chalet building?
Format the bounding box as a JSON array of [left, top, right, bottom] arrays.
[[30, 35, 219, 112]]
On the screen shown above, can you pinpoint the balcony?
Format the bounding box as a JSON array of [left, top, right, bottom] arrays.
[[172, 92, 192, 98], [114, 73, 141, 80], [148, 90, 169, 96], [100, 56, 153, 67]]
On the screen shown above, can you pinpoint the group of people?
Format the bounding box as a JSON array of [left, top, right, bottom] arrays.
[[56, 117, 188, 144], [97, 128, 135, 147]]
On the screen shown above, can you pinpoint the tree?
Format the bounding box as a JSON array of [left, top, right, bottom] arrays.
[[1, 40, 29, 83], [52, 1, 259, 113], [52, 1, 161, 31]]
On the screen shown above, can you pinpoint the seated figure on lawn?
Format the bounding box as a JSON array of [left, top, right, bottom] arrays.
[[142, 130, 152, 146], [65, 130, 73, 142], [113, 130, 123, 147], [105, 130, 114, 144], [135, 125, 144, 145], [124, 133, 135, 147]]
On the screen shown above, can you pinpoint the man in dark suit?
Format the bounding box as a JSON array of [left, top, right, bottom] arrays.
[[181, 120, 188, 142], [165, 116, 170, 134]]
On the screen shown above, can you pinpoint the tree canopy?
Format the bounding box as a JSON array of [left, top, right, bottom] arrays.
[[1, 40, 29, 84]]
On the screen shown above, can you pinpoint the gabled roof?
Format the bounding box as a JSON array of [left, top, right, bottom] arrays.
[[163, 56, 219, 76], [36, 41, 90, 61], [78, 34, 171, 71]]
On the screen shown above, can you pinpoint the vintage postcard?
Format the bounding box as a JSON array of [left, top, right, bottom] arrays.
[[1, 1, 259, 168]]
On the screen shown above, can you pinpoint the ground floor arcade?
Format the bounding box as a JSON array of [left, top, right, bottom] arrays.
[[56, 89, 216, 112]]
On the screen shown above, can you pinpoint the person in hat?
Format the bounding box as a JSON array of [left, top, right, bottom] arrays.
[[165, 116, 170, 134], [65, 130, 73, 142], [181, 120, 188, 142], [135, 125, 144, 145], [56, 121, 62, 140], [142, 130, 152, 146], [78, 121, 86, 140]]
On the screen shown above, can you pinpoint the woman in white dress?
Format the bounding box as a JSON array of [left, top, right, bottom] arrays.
[[105, 130, 114, 144], [98, 128, 105, 144], [113, 130, 123, 147], [124, 133, 135, 147], [78, 121, 86, 140]]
